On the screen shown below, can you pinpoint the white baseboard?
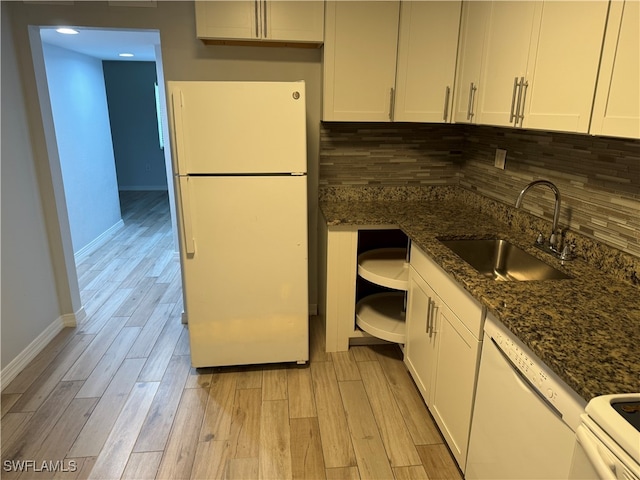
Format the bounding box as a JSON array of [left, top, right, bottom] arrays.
[[0, 308, 84, 391], [62, 307, 85, 327], [74, 219, 124, 261]]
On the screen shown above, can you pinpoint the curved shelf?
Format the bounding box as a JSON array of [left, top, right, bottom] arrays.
[[357, 248, 409, 291], [355, 292, 406, 344]]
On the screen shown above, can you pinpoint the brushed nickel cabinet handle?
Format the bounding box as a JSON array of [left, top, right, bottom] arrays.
[[254, 0, 259, 38], [510, 76, 520, 124], [431, 304, 439, 334], [467, 82, 477, 120], [443, 86, 451, 122], [518, 79, 529, 126], [389, 87, 395, 121], [263, 0, 267, 38], [514, 76, 525, 126], [426, 297, 432, 334]]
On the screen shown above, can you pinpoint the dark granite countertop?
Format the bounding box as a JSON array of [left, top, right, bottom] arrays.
[[320, 194, 640, 401]]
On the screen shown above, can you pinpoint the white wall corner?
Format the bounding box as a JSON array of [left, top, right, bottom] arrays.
[[0, 314, 72, 391]]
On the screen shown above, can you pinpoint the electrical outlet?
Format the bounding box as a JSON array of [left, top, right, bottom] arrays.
[[494, 149, 507, 170]]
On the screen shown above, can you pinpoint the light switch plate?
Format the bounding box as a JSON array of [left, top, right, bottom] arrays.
[[494, 149, 507, 170]]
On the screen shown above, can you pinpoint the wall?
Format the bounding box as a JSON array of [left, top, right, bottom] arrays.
[[1, 4, 62, 371], [4, 0, 322, 372], [42, 42, 122, 255], [102, 61, 168, 191], [319, 123, 640, 259]]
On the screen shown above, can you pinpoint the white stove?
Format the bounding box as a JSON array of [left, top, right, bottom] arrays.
[[570, 393, 640, 480]]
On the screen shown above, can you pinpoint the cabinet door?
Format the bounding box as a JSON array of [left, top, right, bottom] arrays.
[[430, 303, 481, 471], [267, 1, 325, 43], [453, 1, 490, 124], [591, 0, 640, 139], [323, 1, 401, 121], [394, 1, 461, 123], [476, 1, 537, 127], [195, 1, 257, 40], [405, 268, 438, 404], [521, 1, 609, 133]]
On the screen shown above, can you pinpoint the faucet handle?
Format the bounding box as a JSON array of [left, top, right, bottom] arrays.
[[535, 232, 545, 245], [560, 243, 575, 261]]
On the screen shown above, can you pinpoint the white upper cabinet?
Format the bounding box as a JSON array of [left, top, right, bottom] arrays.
[[323, 0, 461, 122], [453, 1, 490, 124], [195, 1, 324, 45], [521, 1, 609, 132], [455, 1, 609, 134], [591, 0, 640, 139], [474, 1, 537, 128], [394, 1, 462, 123], [267, 1, 325, 43], [323, 1, 401, 121]]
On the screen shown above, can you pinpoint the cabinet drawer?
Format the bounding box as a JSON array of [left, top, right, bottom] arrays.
[[410, 244, 484, 338]]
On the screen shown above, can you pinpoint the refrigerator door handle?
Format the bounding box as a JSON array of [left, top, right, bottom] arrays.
[[171, 90, 187, 176], [178, 176, 196, 256]]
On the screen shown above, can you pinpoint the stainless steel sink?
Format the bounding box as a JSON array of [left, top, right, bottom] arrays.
[[437, 238, 571, 281]]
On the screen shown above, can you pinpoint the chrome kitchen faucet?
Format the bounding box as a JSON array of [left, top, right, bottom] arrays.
[[515, 180, 574, 260]]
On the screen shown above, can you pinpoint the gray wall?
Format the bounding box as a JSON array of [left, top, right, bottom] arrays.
[[103, 61, 168, 191], [42, 42, 122, 255], [2, 1, 321, 373], [1, 4, 62, 370]]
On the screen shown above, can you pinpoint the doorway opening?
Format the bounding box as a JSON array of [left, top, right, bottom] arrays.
[[30, 25, 182, 327]]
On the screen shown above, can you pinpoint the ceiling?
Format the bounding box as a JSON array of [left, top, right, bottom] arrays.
[[39, 27, 160, 62]]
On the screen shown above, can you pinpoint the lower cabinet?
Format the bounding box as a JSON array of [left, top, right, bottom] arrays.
[[318, 216, 408, 352], [406, 244, 484, 472], [405, 268, 437, 400]]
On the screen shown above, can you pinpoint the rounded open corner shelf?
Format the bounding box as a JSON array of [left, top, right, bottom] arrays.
[[357, 248, 409, 291], [355, 292, 406, 344]]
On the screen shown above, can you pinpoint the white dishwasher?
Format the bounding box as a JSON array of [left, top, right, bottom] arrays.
[[466, 313, 586, 479]]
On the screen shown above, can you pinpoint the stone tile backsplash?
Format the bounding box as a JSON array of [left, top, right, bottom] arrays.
[[319, 122, 640, 260], [461, 126, 640, 260], [319, 123, 464, 186]]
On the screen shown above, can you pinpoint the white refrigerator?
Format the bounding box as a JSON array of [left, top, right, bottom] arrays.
[[168, 81, 309, 368]]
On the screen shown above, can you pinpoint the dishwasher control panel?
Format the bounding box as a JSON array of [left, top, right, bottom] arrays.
[[484, 313, 586, 432]]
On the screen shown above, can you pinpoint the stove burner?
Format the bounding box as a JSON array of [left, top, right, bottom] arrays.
[[612, 401, 640, 432]]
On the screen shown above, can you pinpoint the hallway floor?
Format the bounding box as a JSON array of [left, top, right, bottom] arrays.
[[1, 191, 461, 479]]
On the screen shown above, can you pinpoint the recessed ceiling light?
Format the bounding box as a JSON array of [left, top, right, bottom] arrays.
[[56, 28, 79, 35], [119, 53, 135, 58]]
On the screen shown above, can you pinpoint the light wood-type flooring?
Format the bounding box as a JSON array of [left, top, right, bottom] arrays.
[[1, 191, 462, 480]]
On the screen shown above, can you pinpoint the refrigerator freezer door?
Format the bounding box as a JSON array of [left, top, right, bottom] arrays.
[[182, 175, 309, 367], [169, 81, 307, 175]]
